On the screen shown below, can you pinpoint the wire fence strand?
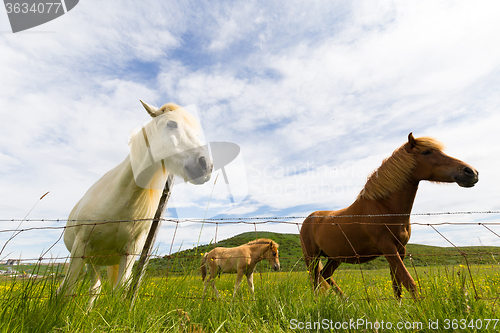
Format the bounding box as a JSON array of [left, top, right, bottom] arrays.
[[1, 210, 500, 303]]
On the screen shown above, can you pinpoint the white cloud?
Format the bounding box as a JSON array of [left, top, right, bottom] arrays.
[[0, 152, 21, 171]]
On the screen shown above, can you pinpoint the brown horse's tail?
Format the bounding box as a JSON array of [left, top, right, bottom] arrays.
[[201, 253, 208, 281]]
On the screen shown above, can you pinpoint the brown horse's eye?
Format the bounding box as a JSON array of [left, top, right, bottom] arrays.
[[421, 150, 432, 156]]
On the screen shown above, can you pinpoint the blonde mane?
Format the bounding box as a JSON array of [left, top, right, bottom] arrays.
[[247, 238, 279, 251], [158, 103, 201, 134], [359, 137, 445, 200], [129, 103, 200, 149]]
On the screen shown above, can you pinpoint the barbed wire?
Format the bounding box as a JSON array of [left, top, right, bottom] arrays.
[[1, 211, 500, 263], [0, 211, 499, 304], [1, 211, 500, 236], [1, 210, 500, 223], [4, 249, 500, 265]]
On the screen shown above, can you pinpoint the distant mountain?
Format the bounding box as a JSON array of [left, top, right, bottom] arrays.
[[147, 232, 500, 275]]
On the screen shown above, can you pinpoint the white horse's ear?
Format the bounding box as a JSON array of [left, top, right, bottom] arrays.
[[140, 100, 161, 118]]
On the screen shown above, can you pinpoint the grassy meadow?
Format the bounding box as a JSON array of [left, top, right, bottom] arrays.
[[1, 261, 499, 332]]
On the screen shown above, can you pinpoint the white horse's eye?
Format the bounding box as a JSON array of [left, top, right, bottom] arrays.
[[167, 121, 178, 129]]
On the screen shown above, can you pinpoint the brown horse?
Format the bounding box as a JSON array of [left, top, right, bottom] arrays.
[[201, 238, 280, 299], [300, 133, 478, 298]]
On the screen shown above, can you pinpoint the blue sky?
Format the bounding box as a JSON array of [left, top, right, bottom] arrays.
[[1, 0, 500, 260]]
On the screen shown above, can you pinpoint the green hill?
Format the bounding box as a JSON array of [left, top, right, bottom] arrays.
[[147, 232, 500, 275]]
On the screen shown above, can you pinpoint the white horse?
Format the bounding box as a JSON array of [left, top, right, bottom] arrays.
[[58, 101, 212, 306]]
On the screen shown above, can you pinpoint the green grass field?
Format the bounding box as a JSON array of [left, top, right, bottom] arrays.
[[1, 261, 499, 332]]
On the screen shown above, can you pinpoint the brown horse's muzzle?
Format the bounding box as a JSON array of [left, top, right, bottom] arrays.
[[455, 165, 478, 188], [272, 263, 280, 271]]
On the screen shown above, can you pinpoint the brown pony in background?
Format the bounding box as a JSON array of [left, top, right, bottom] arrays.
[[300, 133, 478, 298], [201, 238, 280, 299]]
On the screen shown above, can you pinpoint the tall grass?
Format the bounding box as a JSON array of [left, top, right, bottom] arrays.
[[0, 263, 499, 332]]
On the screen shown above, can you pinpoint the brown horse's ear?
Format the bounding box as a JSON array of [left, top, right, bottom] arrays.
[[406, 132, 416, 152]]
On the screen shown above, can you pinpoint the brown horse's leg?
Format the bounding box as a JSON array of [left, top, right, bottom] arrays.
[[321, 258, 343, 295], [212, 279, 220, 299], [202, 275, 213, 299], [246, 272, 255, 299], [304, 256, 321, 289], [383, 249, 417, 298], [389, 263, 403, 298], [203, 261, 220, 299], [232, 270, 245, 299], [301, 246, 322, 290], [300, 218, 323, 290], [388, 248, 408, 298]]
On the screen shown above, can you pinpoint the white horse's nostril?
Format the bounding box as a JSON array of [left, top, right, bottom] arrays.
[[199, 156, 207, 169]]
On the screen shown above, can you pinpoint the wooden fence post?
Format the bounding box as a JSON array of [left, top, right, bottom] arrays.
[[128, 173, 174, 306]]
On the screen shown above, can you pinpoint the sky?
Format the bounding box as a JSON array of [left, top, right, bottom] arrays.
[[1, 0, 500, 261]]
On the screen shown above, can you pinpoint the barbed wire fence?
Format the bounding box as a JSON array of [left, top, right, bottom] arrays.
[[0, 211, 500, 303]]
